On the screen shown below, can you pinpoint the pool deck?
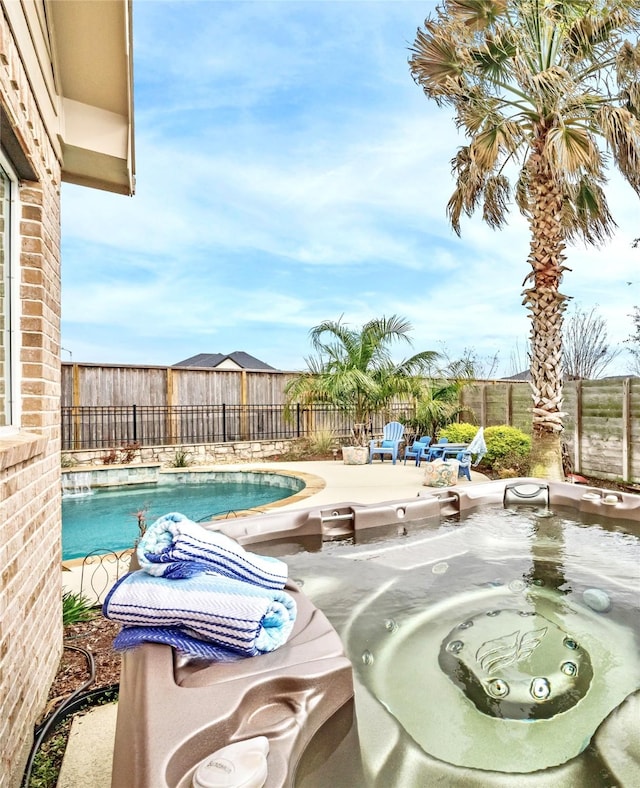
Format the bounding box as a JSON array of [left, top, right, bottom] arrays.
[[58, 459, 489, 787]]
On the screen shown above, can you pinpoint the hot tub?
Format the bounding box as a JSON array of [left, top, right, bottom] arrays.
[[110, 479, 640, 787]]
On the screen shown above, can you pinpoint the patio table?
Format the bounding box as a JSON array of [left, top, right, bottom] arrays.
[[422, 443, 469, 462]]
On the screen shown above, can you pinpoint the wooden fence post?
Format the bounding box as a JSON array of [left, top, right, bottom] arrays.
[[166, 367, 176, 444], [573, 380, 582, 473], [622, 378, 631, 482], [240, 371, 249, 440], [72, 363, 81, 449]]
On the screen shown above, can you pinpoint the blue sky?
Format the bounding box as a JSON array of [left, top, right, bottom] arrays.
[[60, 0, 639, 376]]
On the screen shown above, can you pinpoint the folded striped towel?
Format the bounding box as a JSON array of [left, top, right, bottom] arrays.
[[111, 625, 248, 661], [103, 570, 297, 658], [137, 512, 288, 588]]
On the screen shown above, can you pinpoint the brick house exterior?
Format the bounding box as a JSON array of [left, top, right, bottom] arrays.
[[0, 3, 134, 785]]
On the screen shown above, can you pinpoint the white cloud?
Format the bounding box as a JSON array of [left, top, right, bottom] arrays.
[[61, 0, 640, 376]]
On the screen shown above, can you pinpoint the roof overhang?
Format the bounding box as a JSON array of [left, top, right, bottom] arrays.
[[47, 0, 135, 195]]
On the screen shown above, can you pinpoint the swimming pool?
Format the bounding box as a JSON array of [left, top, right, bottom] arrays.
[[62, 471, 305, 560]]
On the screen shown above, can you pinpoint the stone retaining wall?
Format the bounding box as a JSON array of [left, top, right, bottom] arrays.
[[63, 438, 300, 468]]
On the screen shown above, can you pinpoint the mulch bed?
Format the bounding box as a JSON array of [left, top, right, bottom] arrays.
[[44, 617, 121, 721]]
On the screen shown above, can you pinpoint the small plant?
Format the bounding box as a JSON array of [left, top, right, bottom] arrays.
[[60, 453, 77, 468], [101, 449, 119, 465], [62, 590, 96, 626], [100, 442, 141, 465], [306, 429, 337, 456], [133, 507, 148, 538], [119, 441, 140, 463], [171, 449, 192, 468]]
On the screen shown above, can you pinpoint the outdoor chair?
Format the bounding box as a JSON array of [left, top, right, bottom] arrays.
[[369, 421, 405, 464], [404, 436, 432, 466], [424, 437, 450, 462]]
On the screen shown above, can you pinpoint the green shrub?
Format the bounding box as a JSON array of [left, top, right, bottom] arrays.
[[439, 422, 479, 444], [439, 423, 531, 476], [483, 425, 531, 475], [171, 449, 192, 468], [306, 429, 337, 455], [62, 590, 96, 626]]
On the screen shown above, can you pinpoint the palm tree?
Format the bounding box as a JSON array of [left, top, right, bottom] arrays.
[[285, 315, 439, 440], [410, 0, 640, 479], [408, 379, 468, 440]]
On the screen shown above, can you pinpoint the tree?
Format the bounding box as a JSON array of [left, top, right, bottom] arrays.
[[625, 305, 640, 373], [406, 379, 467, 440], [284, 315, 439, 440], [410, 0, 640, 479], [562, 304, 621, 378]]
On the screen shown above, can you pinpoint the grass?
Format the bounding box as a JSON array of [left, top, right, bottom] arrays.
[[27, 719, 72, 788]]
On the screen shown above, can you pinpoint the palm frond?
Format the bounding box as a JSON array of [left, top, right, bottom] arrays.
[[527, 65, 572, 110], [515, 167, 531, 215], [409, 20, 468, 96], [445, 0, 508, 30], [597, 105, 640, 193], [562, 178, 617, 244], [483, 174, 511, 228], [469, 28, 518, 81], [620, 83, 640, 119], [616, 40, 640, 86], [544, 124, 603, 174], [447, 146, 487, 234], [565, 7, 632, 61]]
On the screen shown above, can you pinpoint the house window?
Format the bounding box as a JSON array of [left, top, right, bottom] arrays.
[[0, 158, 16, 427]]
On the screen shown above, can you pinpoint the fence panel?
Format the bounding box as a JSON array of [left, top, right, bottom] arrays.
[[59, 368, 640, 483], [171, 369, 242, 406]]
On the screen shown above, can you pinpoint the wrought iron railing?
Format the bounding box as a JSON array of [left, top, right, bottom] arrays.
[[61, 403, 416, 451]]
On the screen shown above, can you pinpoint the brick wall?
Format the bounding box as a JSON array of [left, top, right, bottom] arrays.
[[0, 15, 63, 788]]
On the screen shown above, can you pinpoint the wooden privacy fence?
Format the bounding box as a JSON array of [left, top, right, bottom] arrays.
[[61, 364, 640, 483]]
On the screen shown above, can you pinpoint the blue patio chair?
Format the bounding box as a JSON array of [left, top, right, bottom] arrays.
[[404, 436, 431, 466], [456, 450, 472, 481], [369, 421, 405, 464], [424, 437, 449, 462]]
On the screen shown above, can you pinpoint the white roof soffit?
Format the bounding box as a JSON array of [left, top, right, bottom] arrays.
[[48, 0, 135, 195]]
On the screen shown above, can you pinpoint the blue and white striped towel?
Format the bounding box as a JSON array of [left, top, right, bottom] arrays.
[[137, 512, 288, 588], [112, 625, 249, 661], [103, 570, 297, 657]]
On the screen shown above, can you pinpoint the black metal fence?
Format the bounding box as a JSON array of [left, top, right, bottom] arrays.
[[61, 403, 416, 451]]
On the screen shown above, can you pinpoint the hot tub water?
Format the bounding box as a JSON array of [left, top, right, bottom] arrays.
[[288, 503, 640, 784]]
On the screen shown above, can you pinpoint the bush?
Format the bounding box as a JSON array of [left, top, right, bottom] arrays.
[[438, 422, 479, 444], [483, 425, 531, 476], [439, 423, 531, 476], [171, 449, 192, 468], [306, 430, 337, 455]]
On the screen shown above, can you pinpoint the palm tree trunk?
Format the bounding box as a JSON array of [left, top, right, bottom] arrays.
[[523, 137, 568, 480]]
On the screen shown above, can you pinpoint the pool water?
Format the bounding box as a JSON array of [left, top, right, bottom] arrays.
[[62, 478, 299, 560]]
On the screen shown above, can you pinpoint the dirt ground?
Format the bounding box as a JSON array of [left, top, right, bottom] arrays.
[[45, 617, 122, 718]]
